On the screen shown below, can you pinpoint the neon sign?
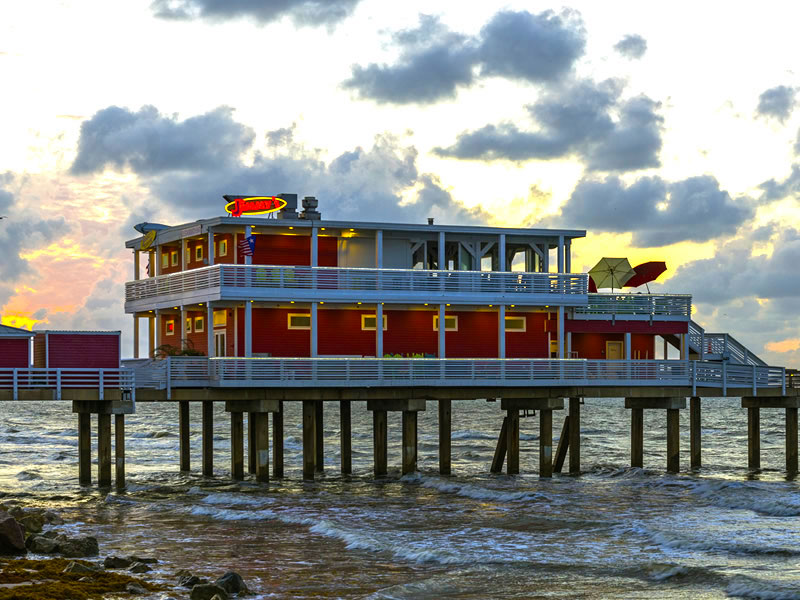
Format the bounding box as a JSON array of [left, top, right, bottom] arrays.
[[223, 196, 286, 217]]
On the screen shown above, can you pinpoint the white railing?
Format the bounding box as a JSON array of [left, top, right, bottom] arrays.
[[575, 293, 692, 317], [125, 264, 588, 303], [141, 357, 786, 395], [688, 320, 767, 366], [0, 368, 135, 401]]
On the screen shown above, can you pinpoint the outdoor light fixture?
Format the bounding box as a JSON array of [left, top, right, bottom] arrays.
[[289, 226, 294, 230], [321, 227, 326, 231]]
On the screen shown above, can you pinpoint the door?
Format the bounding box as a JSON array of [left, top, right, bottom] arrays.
[[214, 331, 226, 357], [606, 341, 623, 360]]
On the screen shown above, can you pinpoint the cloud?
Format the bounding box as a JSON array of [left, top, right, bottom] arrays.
[[553, 174, 754, 246], [766, 338, 800, 353], [758, 164, 800, 202], [613, 34, 647, 59], [755, 85, 797, 123], [151, 0, 361, 27], [70, 105, 255, 176], [434, 79, 663, 172], [343, 10, 585, 105]]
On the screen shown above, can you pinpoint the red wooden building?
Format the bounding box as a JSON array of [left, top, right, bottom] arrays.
[[32, 331, 121, 369], [0, 324, 34, 368]]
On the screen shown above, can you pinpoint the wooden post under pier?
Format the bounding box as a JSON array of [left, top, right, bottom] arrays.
[[253, 412, 269, 483], [315, 401, 324, 473], [666, 408, 680, 473], [690, 396, 701, 470], [230, 411, 244, 481], [625, 398, 686, 472], [553, 415, 570, 474], [402, 410, 418, 475], [539, 408, 553, 478], [115, 414, 125, 489], [438, 399, 451, 475], [367, 399, 425, 478], [224, 399, 280, 483], [631, 408, 644, 468], [302, 401, 316, 481], [747, 406, 760, 470], [340, 400, 351, 475], [248, 412, 256, 474], [202, 401, 213, 477], [179, 401, 190, 472], [490, 417, 508, 474], [78, 412, 91, 486], [373, 410, 387, 477], [499, 398, 564, 477], [273, 401, 284, 479], [73, 400, 133, 489], [97, 413, 112, 487], [742, 397, 800, 475], [568, 397, 581, 474], [507, 409, 519, 475], [787, 407, 798, 475]]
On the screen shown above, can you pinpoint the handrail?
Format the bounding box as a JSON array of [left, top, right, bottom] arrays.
[[688, 320, 766, 366], [0, 368, 135, 401], [575, 293, 691, 317]]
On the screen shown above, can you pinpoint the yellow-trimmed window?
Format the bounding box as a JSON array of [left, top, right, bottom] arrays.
[[161, 252, 169, 269], [185, 317, 192, 334], [213, 310, 227, 328], [195, 245, 203, 262], [194, 316, 205, 333], [288, 313, 311, 330], [505, 316, 526, 332], [218, 239, 228, 257], [170, 251, 178, 266], [433, 315, 458, 331], [165, 319, 175, 335], [361, 314, 387, 331]]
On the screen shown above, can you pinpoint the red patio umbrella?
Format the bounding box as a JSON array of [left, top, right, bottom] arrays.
[[624, 261, 667, 292]]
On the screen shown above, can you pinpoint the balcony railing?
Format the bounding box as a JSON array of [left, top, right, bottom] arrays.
[[133, 357, 786, 397], [124, 264, 589, 306], [574, 293, 692, 318], [0, 368, 135, 401]]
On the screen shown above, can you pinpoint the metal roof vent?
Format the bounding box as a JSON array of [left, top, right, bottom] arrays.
[[299, 196, 321, 220]]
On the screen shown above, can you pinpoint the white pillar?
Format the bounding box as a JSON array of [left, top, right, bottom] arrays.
[[244, 302, 252, 358], [154, 309, 162, 350], [133, 315, 139, 358], [565, 239, 571, 273], [310, 302, 318, 357], [207, 303, 215, 357], [558, 305, 565, 359], [567, 331, 572, 358], [375, 230, 383, 268], [245, 226, 252, 266], [311, 228, 318, 267], [499, 234, 506, 271], [180, 306, 187, 351], [438, 231, 445, 270], [438, 304, 446, 358], [207, 228, 215, 266], [376, 303, 383, 357], [181, 238, 187, 271], [625, 332, 632, 360], [557, 235, 564, 273], [498, 305, 506, 358]]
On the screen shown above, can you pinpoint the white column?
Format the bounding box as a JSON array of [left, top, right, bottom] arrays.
[[207, 303, 215, 357], [245, 226, 252, 266], [244, 302, 252, 358], [543, 245, 550, 273], [498, 305, 506, 358], [181, 238, 187, 271], [180, 306, 187, 351], [565, 239, 571, 273], [557, 235, 564, 273], [154, 310, 162, 349], [310, 302, 318, 357], [133, 315, 139, 358], [438, 304, 446, 358], [499, 234, 506, 271], [375, 230, 383, 268], [311, 228, 318, 267], [376, 303, 383, 357], [207, 228, 215, 266], [557, 305, 565, 359], [438, 231, 445, 270], [625, 332, 632, 360], [567, 331, 572, 358]]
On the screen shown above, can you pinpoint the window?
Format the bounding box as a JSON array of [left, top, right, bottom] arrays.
[[505, 316, 526, 332], [194, 316, 205, 333], [161, 252, 169, 269], [171, 251, 178, 266], [433, 315, 458, 331], [185, 248, 191, 266], [361, 314, 388, 331], [185, 317, 192, 334], [213, 310, 227, 328], [195, 245, 203, 262], [165, 319, 175, 335], [288, 313, 311, 330], [218, 239, 228, 257]]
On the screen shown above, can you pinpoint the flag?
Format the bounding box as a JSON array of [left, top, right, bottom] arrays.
[[145, 260, 151, 276], [239, 235, 255, 257]]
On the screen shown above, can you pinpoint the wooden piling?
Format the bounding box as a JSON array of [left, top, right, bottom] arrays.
[[666, 408, 680, 473], [340, 400, 352, 475], [507, 409, 520, 475], [179, 401, 190, 472], [202, 401, 213, 477], [254, 412, 269, 483], [631, 408, 644, 468], [373, 410, 387, 477], [690, 396, 701, 470], [490, 417, 508, 473], [553, 415, 570, 474], [114, 414, 125, 489], [97, 413, 112, 487], [231, 411, 244, 481], [438, 399, 451, 475], [539, 409, 553, 478], [248, 412, 256, 474], [402, 410, 417, 475], [302, 401, 316, 481], [787, 407, 798, 475], [273, 402, 284, 479], [748, 406, 760, 470], [315, 401, 324, 473], [568, 397, 581, 474], [78, 412, 91, 486]]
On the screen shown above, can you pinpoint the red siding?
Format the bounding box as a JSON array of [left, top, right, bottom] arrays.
[[506, 312, 550, 358], [566, 319, 688, 334], [251, 234, 337, 267], [384, 310, 438, 356], [160, 245, 182, 275], [445, 311, 498, 358], [41, 333, 120, 368], [214, 234, 235, 265], [318, 309, 378, 356], [571, 332, 656, 359], [33, 335, 46, 368], [236, 307, 311, 357], [0, 338, 30, 368]]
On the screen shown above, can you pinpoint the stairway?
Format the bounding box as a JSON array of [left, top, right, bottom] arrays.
[[663, 321, 767, 366]]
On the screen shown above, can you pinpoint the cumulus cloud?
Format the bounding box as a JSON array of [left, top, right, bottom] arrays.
[[434, 79, 663, 172], [756, 85, 797, 123], [553, 174, 754, 246], [613, 34, 647, 59], [758, 164, 800, 203], [343, 10, 585, 105], [70, 105, 254, 176], [151, 0, 362, 27]]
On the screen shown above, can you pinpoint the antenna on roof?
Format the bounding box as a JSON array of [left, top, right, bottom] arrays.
[[427, 217, 434, 225]]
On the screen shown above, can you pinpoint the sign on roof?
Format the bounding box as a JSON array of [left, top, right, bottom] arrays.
[[223, 196, 286, 217]]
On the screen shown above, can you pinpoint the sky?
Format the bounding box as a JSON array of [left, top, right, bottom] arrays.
[[1, 0, 799, 366]]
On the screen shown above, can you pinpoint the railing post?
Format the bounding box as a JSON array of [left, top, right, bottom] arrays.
[[752, 364, 757, 395], [722, 361, 727, 395], [166, 357, 172, 400], [56, 369, 62, 401], [12, 369, 17, 401], [691, 360, 696, 396], [98, 370, 104, 401], [782, 367, 787, 395], [700, 331, 705, 360]]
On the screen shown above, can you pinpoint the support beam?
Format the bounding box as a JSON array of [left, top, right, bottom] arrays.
[[666, 408, 680, 473], [302, 401, 316, 480], [315, 401, 324, 473], [569, 397, 581, 474], [490, 417, 508, 473], [78, 413, 91, 486], [539, 409, 553, 478], [375, 303, 383, 358], [787, 407, 798, 475], [244, 301, 252, 358], [438, 304, 446, 358], [373, 410, 388, 477], [115, 414, 125, 489], [202, 401, 213, 477], [402, 411, 418, 475], [254, 412, 269, 484], [340, 400, 352, 475], [179, 401, 190, 472], [690, 397, 701, 470], [133, 316, 139, 359], [507, 409, 520, 475], [748, 406, 761, 470], [273, 402, 284, 478], [310, 303, 318, 358], [248, 412, 256, 474], [231, 411, 244, 481], [557, 306, 564, 359], [97, 413, 112, 487], [206, 303, 214, 358], [553, 415, 569, 474], [631, 408, 644, 468], [498, 305, 506, 359], [438, 399, 451, 475]]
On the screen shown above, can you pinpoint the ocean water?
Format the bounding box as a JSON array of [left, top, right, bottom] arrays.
[[1, 398, 800, 599]]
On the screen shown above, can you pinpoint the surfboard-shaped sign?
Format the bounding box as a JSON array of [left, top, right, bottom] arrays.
[[223, 196, 286, 217], [140, 230, 157, 250]]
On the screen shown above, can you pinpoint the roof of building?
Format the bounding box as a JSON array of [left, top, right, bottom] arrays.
[[32, 330, 121, 335], [0, 324, 35, 337]]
